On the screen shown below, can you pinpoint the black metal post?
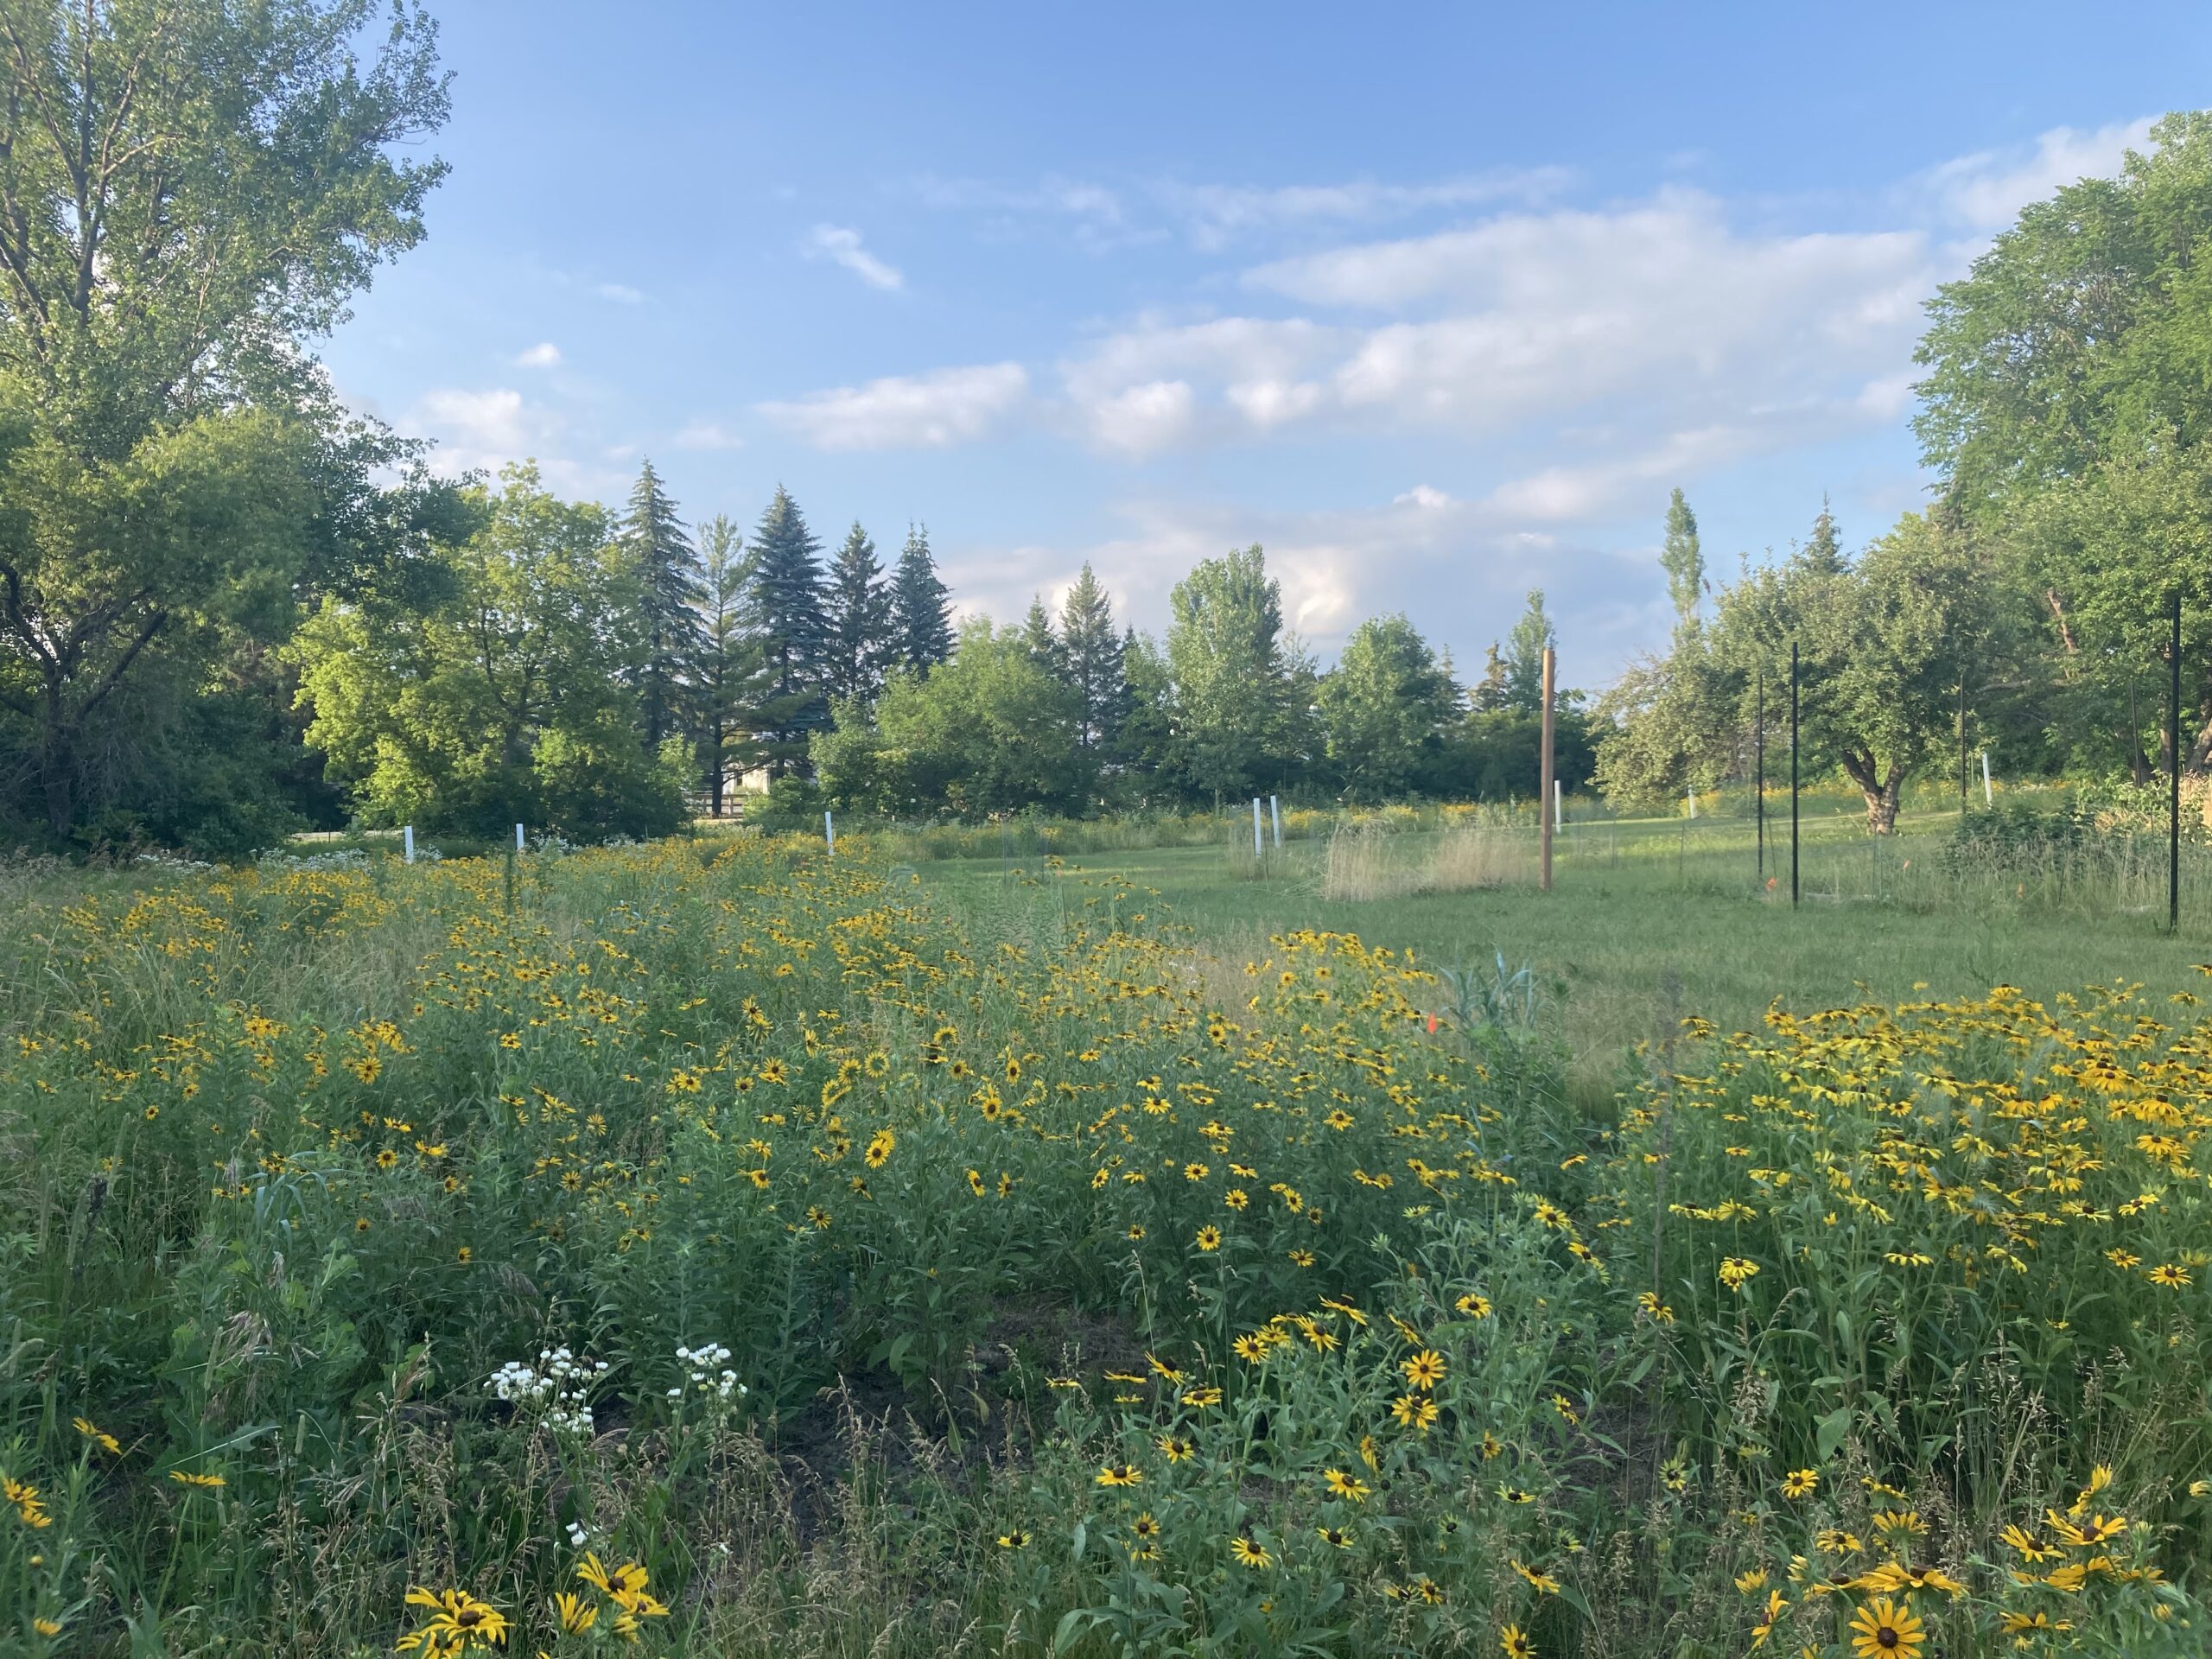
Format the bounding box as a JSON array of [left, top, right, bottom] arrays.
[[2172, 590, 2183, 934], [1790, 641, 1800, 908], [1755, 667, 1765, 883]]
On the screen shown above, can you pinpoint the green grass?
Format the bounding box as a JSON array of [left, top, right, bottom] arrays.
[[924, 805, 2210, 1076]]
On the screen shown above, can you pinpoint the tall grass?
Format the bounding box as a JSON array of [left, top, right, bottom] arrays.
[[1319, 817, 1532, 899]]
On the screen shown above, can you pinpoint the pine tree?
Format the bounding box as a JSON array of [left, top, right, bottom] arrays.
[[1021, 594, 1062, 677], [888, 524, 954, 672], [1802, 494, 1846, 573], [748, 486, 829, 777], [1661, 487, 1704, 636], [690, 514, 771, 815], [1058, 563, 1124, 753], [620, 459, 704, 750], [1469, 642, 1510, 714], [822, 521, 893, 707]]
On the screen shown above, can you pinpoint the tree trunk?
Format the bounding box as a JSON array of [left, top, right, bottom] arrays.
[[1866, 772, 1904, 835], [1839, 747, 1905, 834]]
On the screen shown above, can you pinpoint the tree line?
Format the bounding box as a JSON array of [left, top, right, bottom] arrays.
[[296, 459, 1596, 838], [1598, 111, 2212, 833], [5, 0, 2207, 853]]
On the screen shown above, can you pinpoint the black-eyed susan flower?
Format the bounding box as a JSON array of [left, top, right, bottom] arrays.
[[1847, 1595, 1923, 1656]]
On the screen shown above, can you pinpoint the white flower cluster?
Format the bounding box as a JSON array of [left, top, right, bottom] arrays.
[[669, 1342, 747, 1406], [488, 1345, 607, 1436]]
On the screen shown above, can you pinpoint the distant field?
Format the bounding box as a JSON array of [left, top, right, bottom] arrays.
[[923, 806, 2211, 1088]]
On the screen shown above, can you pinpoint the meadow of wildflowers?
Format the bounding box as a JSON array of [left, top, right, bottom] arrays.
[[0, 837, 2206, 1655]]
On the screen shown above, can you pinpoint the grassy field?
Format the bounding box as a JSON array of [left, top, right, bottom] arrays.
[[1, 823, 2207, 1656], [926, 806, 2211, 1084]]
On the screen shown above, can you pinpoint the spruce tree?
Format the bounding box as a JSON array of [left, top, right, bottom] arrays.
[[888, 524, 954, 671], [690, 514, 771, 815], [822, 521, 893, 707], [748, 485, 829, 777], [1058, 563, 1124, 752], [1021, 594, 1062, 677], [1661, 487, 1704, 636], [1469, 642, 1510, 713], [620, 458, 704, 750]]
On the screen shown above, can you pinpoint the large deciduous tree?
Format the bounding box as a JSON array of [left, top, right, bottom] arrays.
[[1916, 111, 2212, 770], [1166, 543, 1291, 805], [813, 619, 1079, 818], [1317, 613, 1457, 802], [0, 0, 449, 847], [292, 463, 685, 842]]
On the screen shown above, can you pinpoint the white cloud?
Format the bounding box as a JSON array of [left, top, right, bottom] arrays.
[[1052, 193, 1936, 458], [596, 283, 644, 304], [804, 224, 905, 291], [1061, 316, 1339, 450], [408, 386, 566, 479], [672, 419, 745, 451], [512, 341, 562, 368], [1395, 484, 1453, 510], [759, 362, 1027, 450], [1923, 117, 2154, 230], [1084, 379, 1198, 456], [1158, 168, 1573, 248]]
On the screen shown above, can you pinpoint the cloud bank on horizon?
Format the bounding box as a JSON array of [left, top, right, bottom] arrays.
[[359, 111, 2158, 686]]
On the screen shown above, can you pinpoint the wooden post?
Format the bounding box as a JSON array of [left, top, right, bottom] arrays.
[[825, 810, 836, 856], [2171, 590, 2183, 933], [1539, 645, 1556, 892]]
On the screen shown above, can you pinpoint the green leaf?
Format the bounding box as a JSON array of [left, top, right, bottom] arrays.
[[1816, 1407, 1853, 1465]]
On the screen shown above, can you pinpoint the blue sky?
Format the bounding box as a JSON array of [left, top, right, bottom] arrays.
[[321, 1, 2212, 683]]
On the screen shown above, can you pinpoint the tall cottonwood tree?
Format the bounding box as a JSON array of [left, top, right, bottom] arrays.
[[1661, 488, 1703, 638], [1318, 613, 1457, 802], [1166, 544, 1289, 804], [0, 0, 450, 845]]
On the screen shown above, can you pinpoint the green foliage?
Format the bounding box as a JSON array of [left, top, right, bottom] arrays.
[[1166, 544, 1294, 804], [821, 522, 893, 707], [291, 463, 684, 842], [748, 487, 829, 776], [691, 515, 771, 817], [1661, 487, 1704, 635], [887, 524, 953, 673], [814, 619, 1081, 818], [1317, 614, 1459, 802], [620, 459, 704, 750], [0, 0, 449, 849]]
